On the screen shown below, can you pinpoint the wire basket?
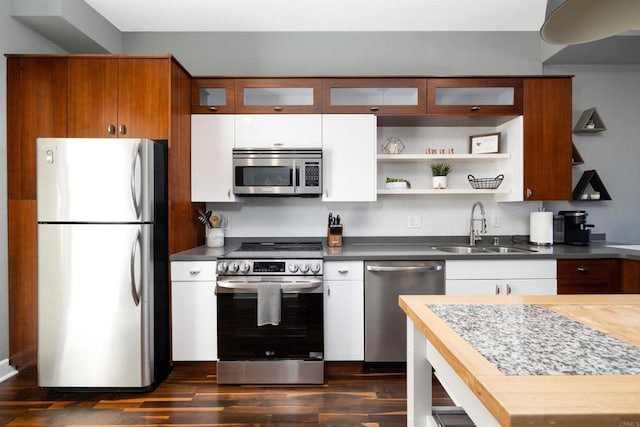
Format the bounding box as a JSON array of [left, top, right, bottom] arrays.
[[467, 174, 504, 190]]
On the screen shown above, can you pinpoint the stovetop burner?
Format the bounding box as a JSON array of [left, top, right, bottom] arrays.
[[222, 241, 324, 261], [236, 241, 323, 252]]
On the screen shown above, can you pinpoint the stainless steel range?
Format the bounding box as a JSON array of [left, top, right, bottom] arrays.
[[216, 241, 324, 385]]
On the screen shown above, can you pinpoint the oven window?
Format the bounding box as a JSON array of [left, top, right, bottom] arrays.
[[235, 166, 293, 187], [217, 293, 323, 360]]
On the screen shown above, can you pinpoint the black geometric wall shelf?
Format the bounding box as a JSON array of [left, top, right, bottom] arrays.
[[572, 169, 612, 201], [573, 107, 607, 133], [571, 142, 584, 165]]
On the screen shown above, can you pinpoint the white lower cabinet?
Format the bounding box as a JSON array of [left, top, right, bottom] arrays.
[[445, 259, 557, 296], [323, 261, 364, 361], [170, 261, 218, 361]]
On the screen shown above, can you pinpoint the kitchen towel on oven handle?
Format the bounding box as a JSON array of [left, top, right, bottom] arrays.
[[257, 282, 282, 326]]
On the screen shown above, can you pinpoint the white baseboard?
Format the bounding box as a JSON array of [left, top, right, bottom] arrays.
[[0, 358, 19, 383]]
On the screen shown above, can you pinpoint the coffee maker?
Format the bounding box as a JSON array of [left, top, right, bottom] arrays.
[[554, 210, 594, 245]]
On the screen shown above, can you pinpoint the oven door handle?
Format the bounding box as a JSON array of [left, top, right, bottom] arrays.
[[216, 278, 323, 292]]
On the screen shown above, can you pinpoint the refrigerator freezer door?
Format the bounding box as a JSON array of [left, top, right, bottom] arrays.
[[36, 138, 156, 223], [37, 223, 153, 388]]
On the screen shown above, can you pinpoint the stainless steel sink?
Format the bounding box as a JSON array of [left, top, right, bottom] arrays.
[[482, 246, 538, 254], [432, 245, 538, 254], [431, 246, 487, 254]]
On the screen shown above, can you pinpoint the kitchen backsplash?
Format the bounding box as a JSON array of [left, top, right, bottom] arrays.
[[206, 197, 535, 238]]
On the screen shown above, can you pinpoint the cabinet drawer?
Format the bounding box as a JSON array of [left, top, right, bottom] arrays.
[[324, 261, 364, 281], [171, 261, 217, 281], [557, 259, 611, 280], [446, 259, 556, 280]]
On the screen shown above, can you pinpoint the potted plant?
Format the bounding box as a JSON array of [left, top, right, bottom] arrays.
[[430, 162, 451, 189], [385, 177, 411, 189]]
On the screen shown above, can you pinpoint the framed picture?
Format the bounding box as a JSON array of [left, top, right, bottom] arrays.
[[469, 132, 501, 154]]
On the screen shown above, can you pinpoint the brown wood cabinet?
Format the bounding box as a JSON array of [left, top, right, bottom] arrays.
[[5, 54, 202, 368], [426, 78, 523, 115], [191, 78, 235, 114], [557, 259, 622, 294], [67, 58, 169, 139], [622, 259, 640, 294], [234, 78, 322, 113], [523, 78, 573, 201], [322, 78, 427, 115]]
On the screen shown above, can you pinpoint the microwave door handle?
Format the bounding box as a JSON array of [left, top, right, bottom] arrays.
[[294, 164, 300, 193]]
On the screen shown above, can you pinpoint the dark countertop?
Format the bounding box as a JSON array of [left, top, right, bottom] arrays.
[[170, 235, 640, 262]]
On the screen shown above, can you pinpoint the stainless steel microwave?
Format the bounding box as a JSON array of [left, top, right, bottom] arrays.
[[232, 148, 322, 196]]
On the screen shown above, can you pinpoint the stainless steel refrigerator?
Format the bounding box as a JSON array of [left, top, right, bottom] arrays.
[[36, 137, 170, 390]]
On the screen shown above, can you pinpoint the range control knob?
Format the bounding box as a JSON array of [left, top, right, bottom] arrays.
[[288, 263, 299, 273], [217, 262, 228, 274], [299, 263, 310, 273], [239, 262, 251, 273], [310, 263, 322, 274], [228, 262, 240, 273]]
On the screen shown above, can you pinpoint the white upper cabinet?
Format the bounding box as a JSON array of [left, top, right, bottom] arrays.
[[191, 114, 236, 202], [234, 114, 322, 148], [322, 114, 377, 202]]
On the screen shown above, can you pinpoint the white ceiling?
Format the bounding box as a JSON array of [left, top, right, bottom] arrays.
[[83, 0, 547, 32]]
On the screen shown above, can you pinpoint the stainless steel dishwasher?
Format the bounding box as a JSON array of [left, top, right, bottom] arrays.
[[364, 260, 445, 364]]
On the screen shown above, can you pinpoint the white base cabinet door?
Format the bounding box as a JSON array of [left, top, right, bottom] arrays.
[[447, 279, 557, 296], [445, 260, 557, 296], [191, 115, 236, 202], [171, 261, 218, 361], [322, 114, 377, 202], [324, 261, 364, 361]]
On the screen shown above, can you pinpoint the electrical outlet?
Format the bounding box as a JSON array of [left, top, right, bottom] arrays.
[[491, 213, 501, 227], [408, 215, 422, 229]]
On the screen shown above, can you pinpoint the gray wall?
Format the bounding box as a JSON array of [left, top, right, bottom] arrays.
[[123, 31, 543, 76], [0, 3, 65, 362], [545, 64, 640, 243]]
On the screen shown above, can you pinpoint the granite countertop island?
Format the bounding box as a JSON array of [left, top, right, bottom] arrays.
[[399, 294, 640, 427]]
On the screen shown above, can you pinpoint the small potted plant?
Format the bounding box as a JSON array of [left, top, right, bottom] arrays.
[[430, 162, 451, 189], [385, 177, 411, 189]]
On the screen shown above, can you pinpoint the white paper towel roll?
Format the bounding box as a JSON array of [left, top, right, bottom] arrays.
[[530, 212, 554, 245]]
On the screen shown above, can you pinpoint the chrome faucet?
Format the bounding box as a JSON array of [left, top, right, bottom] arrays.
[[469, 201, 487, 246]]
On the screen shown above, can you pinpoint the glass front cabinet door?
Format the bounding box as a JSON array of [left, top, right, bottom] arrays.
[[322, 78, 427, 115], [191, 79, 235, 114], [235, 78, 322, 113], [427, 78, 523, 115]]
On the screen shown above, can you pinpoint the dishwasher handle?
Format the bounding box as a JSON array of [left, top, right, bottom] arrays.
[[366, 264, 443, 273]]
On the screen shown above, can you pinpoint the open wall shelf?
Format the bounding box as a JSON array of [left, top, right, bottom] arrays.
[[572, 169, 611, 201], [573, 107, 607, 133]]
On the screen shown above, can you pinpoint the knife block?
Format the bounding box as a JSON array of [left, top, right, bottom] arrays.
[[327, 225, 343, 247]]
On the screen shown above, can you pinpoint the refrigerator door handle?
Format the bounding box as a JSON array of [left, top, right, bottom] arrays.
[[130, 230, 142, 306], [130, 141, 142, 219]]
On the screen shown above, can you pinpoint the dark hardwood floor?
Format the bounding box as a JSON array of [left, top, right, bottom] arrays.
[[0, 362, 454, 426]]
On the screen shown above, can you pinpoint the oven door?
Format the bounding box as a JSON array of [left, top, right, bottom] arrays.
[[216, 278, 324, 361], [233, 157, 296, 195]]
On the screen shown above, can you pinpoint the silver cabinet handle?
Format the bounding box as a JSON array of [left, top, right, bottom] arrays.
[[107, 124, 116, 135], [209, 106, 218, 111], [130, 230, 141, 306], [369, 106, 379, 111], [470, 106, 481, 112], [189, 270, 201, 275], [338, 269, 349, 274], [577, 266, 588, 272], [119, 124, 127, 135], [366, 265, 443, 273], [327, 285, 331, 297], [273, 106, 283, 112], [526, 188, 533, 199], [506, 284, 512, 295], [495, 284, 500, 295]]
